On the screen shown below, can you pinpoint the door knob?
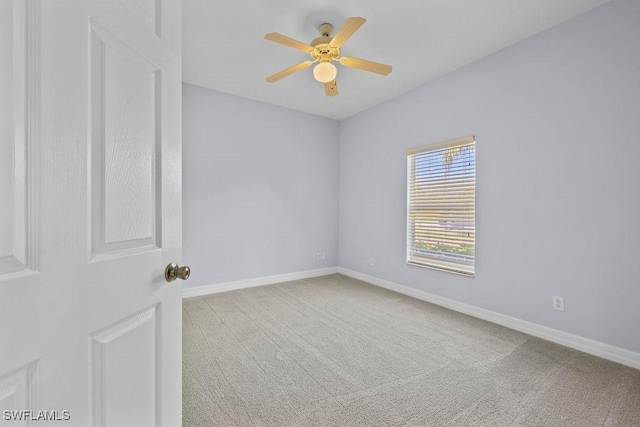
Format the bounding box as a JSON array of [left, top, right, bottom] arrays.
[[165, 263, 191, 282]]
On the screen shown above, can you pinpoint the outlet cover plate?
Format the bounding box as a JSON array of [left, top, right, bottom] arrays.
[[553, 296, 565, 312]]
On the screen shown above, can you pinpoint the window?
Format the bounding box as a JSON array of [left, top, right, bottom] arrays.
[[407, 136, 475, 276]]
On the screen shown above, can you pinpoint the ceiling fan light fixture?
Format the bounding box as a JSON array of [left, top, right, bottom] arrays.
[[313, 62, 337, 83]]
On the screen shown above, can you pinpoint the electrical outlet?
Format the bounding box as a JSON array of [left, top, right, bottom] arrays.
[[321, 252, 326, 260], [370, 257, 375, 267], [553, 296, 565, 312], [316, 252, 321, 260]]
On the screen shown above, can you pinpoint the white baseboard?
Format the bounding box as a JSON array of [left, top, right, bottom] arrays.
[[182, 267, 339, 299], [337, 267, 640, 371]]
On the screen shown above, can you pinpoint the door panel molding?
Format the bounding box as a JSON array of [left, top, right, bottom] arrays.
[[121, 0, 161, 37], [0, 359, 38, 426], [90, 304, 160, 427], [0, 0, 40, 280], [89, 21, 162, 262]]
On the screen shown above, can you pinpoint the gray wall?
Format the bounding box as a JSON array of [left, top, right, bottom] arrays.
[[338, 0, 640, 353], [183, 85, 339, 288]]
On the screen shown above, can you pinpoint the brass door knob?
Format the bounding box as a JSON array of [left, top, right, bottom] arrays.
[[165, 263, 191, 282]]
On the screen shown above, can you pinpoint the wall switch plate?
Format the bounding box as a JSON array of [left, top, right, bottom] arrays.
[[553, 296, 565, 311], [316, 252, 322, 260], [370, 257, 375, 267], [321, 252, 326, 260]]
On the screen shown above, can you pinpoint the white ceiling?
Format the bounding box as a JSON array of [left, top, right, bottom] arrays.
[[183, 0, 610, 120]]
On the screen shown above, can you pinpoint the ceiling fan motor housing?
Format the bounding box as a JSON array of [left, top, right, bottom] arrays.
[[310, 23, 340, 62], [311, 24, 340, 63]]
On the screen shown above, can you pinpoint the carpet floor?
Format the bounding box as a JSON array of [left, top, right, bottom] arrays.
[[182, 274, 640, 426]]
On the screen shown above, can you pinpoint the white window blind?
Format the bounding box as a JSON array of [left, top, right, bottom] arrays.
[[407, 136, 475, 276]]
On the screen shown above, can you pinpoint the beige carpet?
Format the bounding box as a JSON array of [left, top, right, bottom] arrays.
[[182, 274, 640, 426]]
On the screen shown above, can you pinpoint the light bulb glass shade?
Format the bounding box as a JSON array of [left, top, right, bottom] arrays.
[[313, 62, 337, 83]]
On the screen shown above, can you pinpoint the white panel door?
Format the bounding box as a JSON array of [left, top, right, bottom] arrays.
[[0, 0, 182, 426]]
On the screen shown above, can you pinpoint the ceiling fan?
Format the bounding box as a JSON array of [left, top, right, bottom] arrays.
[[264, 17, 392, 96]]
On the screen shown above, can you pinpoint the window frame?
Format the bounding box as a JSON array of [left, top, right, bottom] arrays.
[[406, 135, 476, 277]]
